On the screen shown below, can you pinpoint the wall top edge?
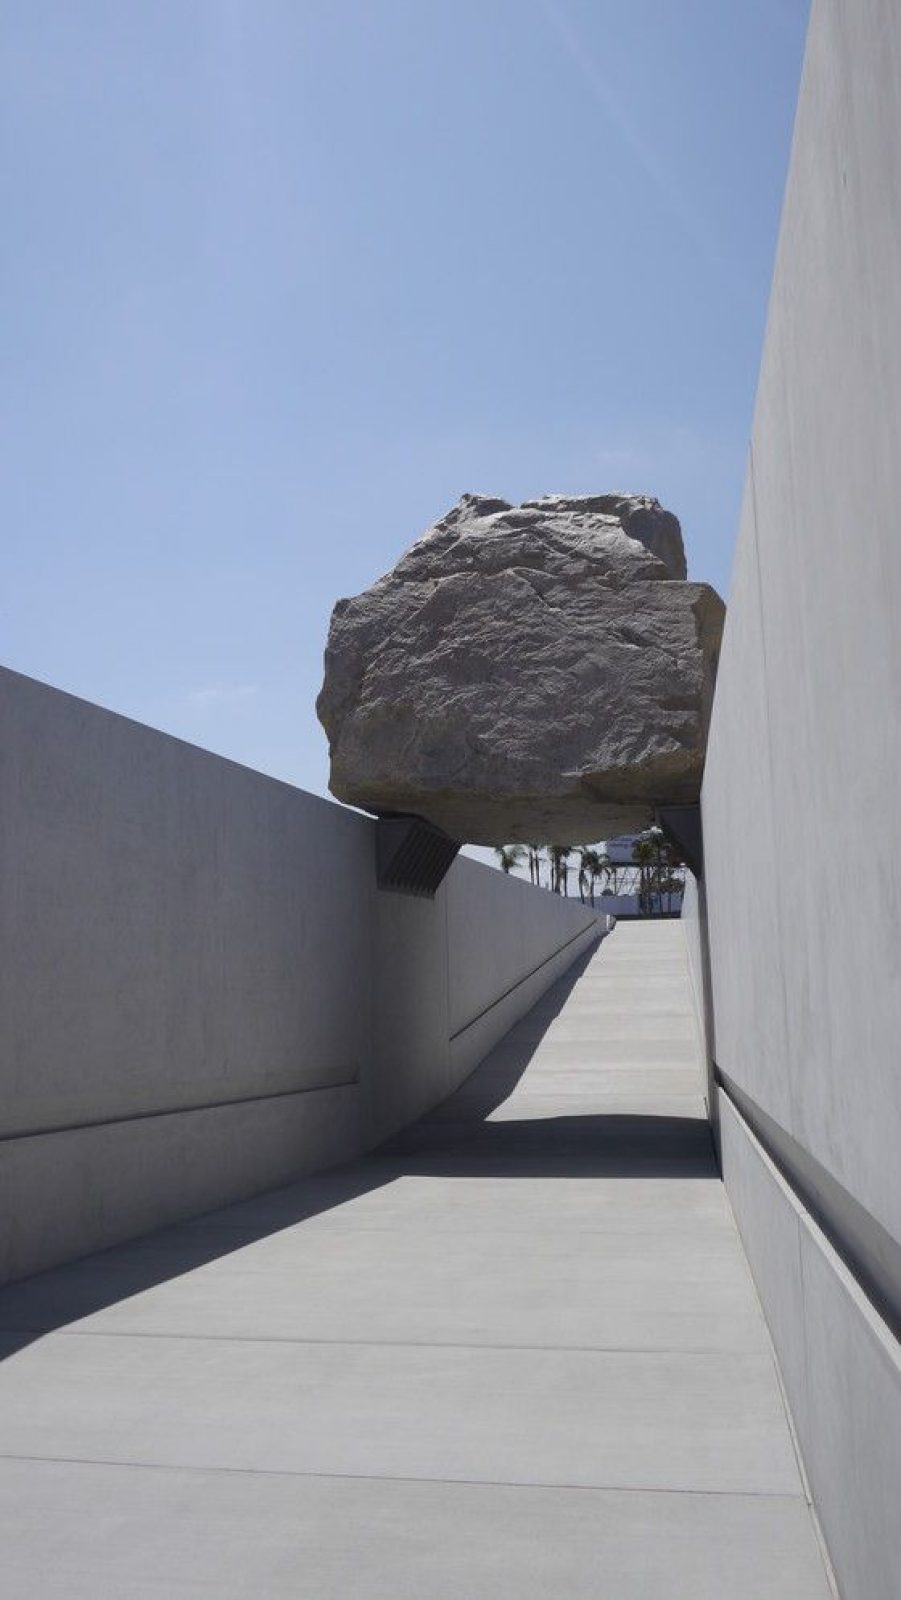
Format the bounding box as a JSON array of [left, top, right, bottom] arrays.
[[0, 660, 371, 825]]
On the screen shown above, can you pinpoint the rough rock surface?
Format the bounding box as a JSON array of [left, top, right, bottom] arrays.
[[317, 493, 725, 844]]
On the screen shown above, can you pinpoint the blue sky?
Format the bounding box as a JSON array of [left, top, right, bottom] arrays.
[[2, 0, 810, 821]]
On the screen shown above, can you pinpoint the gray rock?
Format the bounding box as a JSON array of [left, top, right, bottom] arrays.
[[316, 493, 725, 845]]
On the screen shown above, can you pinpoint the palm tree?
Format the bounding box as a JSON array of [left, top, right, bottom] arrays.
[[526, 843, 544, 887], [660, 839, 685, 913], [494, 844, 526, 875], [577, 846, 603, 906], [660, 867, 684, 913], [653, 827, 669, 913], [596, 850, 617, 899], [631, 834, 658, 915], [548, 844, 572, 895], [597, 850, 614, 900]]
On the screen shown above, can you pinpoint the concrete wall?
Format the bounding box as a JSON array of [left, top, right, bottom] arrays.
[[679, 874, 713, 1118], [0, 665, 599, 1284], [693, 3, 901, 1595]]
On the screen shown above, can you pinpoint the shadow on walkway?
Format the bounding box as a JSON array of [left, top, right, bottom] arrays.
[[0, 938, 713, 1359]]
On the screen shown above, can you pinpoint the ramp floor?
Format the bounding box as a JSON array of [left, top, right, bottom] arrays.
[[0, 921, 832, 1596]]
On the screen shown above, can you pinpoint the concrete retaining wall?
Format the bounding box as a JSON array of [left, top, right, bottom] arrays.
[[0, 665, 599, 1284], [692, 3, 901, 1594], [679, 874, 714, 1123]]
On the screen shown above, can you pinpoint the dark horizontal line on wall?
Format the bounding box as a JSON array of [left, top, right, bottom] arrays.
[[0, 1075, 360, 1146], [605, 912, 683, 921], [716, 1065, 901, 1346], [449, 921, 601, 1043]]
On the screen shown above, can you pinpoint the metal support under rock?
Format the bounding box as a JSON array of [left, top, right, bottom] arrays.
[[376, 815, 461, 898], [655, 803, 704, 878]]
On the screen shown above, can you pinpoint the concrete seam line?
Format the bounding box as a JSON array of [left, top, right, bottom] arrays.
[[716, 1068, 901, 1351], [0, 1452, 807, 1500], [1, 1330, 770, 1357], [0, 1078, 360, 1146], [448, 923, 600, 1042], [765, 1333, 843, 1600]]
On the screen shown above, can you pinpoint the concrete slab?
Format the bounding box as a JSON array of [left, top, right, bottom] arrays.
[[0, 1333, 801, 1494], [0, 921, 832, 1596], [481, 1091, 706, 1120], [0, 1222, 767, 1353], [0, 1461, 833, 1600], [180, 1170, 737, 1236]]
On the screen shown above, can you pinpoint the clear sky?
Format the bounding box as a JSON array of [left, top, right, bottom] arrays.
[[2, 0, 810, 831]]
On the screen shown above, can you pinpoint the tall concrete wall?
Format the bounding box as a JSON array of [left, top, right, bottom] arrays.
[[694, 3, 901, 1595], [0, 665, 599, 1285]]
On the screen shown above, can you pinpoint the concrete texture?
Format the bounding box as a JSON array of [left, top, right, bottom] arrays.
[[720, 1094, 901, 1600], [0, 923, 832, 1597], [0, 1467, 833, 1600], [701, 0, 901, 1291], [0, 664, 597, 1283], [688, 3, 901, 1593]]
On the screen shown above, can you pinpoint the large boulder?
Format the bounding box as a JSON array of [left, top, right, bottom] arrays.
[[316, 493, 725, 845]]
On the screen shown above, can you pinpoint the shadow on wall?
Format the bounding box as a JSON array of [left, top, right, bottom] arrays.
[[0, 943, 713, 1362]]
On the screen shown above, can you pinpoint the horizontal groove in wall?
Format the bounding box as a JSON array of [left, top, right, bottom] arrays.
[[449, 922, 600, 1043], [0, 1076, 359, 1147], [717, 1064, 901, 1345]]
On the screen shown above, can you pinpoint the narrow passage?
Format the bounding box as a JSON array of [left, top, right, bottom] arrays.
[[0, 922, 832, 1597]]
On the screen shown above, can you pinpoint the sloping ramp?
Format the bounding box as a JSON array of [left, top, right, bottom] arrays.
[[0, 921, 833, 1597]]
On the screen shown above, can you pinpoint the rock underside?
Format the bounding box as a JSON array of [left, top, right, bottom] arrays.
[[316, 493, 725, 845]]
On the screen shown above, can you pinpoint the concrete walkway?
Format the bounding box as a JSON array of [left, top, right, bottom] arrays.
[[0, 922, 832, 1597]]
